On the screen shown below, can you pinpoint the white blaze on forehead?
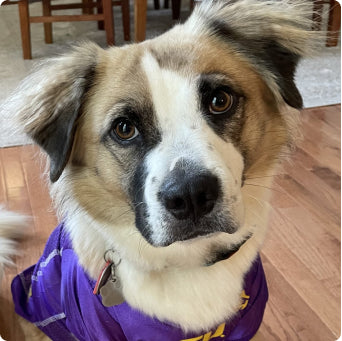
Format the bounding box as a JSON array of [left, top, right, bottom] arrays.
[[141, 52, 200, 136]]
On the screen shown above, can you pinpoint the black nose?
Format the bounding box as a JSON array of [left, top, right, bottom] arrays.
[[159, 172, 220, 222]]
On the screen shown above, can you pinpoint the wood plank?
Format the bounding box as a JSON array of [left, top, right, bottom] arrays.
[[303, 104, 340, 126], [1, 147, 31, 215], [262, 214, 340, 337], [274, 174, 340, 238], [270, 207, 340, 285], [311, 165, 341, 191], [306, 104, 341, 130], [291, 147, 340, 192], [258, 255, 336, 341], [20, 146, 57, 254], [282, 160, 340, 218]]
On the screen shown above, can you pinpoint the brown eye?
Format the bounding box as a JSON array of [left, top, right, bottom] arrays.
[[113, 119, 139, 141], [209, 89, 233, 114]]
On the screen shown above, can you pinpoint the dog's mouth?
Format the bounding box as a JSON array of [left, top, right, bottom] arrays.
[[157, 219, 239, 247], [205, 234, 252, 266]]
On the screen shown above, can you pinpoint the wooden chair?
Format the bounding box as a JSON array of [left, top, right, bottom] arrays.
[[7, 0, 130, 59]]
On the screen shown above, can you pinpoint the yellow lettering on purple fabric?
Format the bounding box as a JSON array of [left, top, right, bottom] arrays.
[[240, 290, 250, 310], [181, 323, 225, 341]]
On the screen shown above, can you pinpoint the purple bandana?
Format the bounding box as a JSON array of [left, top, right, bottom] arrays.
[[12, 224, 268, 341]]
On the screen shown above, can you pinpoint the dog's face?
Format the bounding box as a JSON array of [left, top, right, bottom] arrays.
[[6, 0, 311, 269], [76, 37, 285, 249]]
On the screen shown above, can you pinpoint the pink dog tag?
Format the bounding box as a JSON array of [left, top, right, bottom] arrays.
[[93, 261, 112, 295]]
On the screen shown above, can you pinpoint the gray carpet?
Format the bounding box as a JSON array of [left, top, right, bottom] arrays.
[[0, 1, 340, 147]]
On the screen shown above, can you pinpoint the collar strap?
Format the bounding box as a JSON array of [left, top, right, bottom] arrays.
[[205, 234, 252, 266]]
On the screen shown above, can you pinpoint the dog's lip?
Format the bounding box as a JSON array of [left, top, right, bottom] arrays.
[[161, 229, 226, 247], [158, 221, 239, 247], [205, 234, 252, 266]]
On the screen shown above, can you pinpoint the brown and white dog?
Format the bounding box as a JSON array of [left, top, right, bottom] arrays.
[[1, 0, 316, 339]]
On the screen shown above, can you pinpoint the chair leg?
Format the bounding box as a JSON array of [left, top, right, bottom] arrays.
[[97, 0, 104, 30], [18, 0, 32, 59], [122, 0, 130, 41], [42, 0, 53, 43], [171, 0, 181, 20], [326, 0, 341, 46], [103, 0, 114, 45], [164, 0, 169, 9], [154, 0, 160, 10], [134, 0, 147, 42], [312, 0, 324, 31]]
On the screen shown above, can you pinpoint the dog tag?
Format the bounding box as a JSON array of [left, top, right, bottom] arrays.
[[100, 275, 125, 307], [93, 260, 112, 295]]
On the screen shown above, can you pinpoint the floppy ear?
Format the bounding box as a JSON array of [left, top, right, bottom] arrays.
[[185, 0, 317, 109], [3, 43, 100, 182]]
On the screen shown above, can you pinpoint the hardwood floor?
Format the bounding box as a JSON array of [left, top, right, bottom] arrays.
[[0, 104, 340, 340]]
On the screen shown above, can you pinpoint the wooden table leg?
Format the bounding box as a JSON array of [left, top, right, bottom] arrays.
[[18, 0, 32, 59], [326, 0, 341, 47], [134, 0, 147, 42], [103, 0, 114, 45], [42, 0, 53, 43]]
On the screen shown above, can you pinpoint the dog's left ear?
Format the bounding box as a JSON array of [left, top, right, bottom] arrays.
[[186, 0, 318, 109], [3, 43, 100, 182]]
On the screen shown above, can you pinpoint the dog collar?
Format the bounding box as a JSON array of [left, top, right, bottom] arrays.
[[206, 234, 252, 266], [94, 234, 253, 302]]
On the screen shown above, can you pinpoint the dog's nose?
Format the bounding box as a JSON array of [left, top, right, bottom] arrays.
[[159, 173, 220, 221]]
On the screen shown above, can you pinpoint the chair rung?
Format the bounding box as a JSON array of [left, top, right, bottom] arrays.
[[50, 3, 100, 10], [29, 14, 104, 23]]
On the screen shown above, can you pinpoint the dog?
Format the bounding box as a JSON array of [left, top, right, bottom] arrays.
[[0, 0, 316, 340]]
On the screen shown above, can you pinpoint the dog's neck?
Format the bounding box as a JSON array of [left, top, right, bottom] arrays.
[[62, 176, 272, 332]]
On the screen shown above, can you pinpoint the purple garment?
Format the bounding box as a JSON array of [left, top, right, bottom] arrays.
[[12, 224, 268, 341]]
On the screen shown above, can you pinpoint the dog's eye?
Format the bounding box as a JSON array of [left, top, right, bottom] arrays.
[[209, 89, 233, 114], [112, 119, 139, 141]]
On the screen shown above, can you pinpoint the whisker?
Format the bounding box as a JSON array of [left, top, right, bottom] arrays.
[[112, 208, 134, 221], [243, 182, 284, 194], [245, 174, 282, 180]]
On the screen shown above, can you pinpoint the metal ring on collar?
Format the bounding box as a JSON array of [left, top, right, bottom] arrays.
[[103, 249, 121, 267]]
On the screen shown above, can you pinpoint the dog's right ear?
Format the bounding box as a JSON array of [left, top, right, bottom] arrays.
[[3, 42, 100, 182]]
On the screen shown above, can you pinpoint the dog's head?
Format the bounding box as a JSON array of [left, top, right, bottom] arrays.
[[4, 0, 315, 269]]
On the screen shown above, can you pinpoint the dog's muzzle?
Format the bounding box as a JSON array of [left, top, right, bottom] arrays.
[[152, 163, 237, 246]]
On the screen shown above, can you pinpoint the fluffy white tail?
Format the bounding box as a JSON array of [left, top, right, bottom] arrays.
[[0, 208, 28, 281]]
